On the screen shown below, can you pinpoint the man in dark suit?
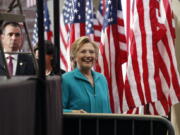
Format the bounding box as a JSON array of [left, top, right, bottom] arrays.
[[0, 22, 35, 76]]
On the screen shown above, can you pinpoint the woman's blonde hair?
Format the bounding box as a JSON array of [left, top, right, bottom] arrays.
[[70, 36, 99, 68]]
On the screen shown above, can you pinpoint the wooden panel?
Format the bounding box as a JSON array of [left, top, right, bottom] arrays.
[[0, 13, 25, 22]]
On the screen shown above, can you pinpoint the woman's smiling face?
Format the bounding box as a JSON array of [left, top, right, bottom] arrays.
[[75, 42, 96, 70]]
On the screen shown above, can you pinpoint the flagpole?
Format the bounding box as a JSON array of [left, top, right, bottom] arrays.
[[53, 0, 60, 75], [36, 0, 47, 135], [37, 1, 45, 79]]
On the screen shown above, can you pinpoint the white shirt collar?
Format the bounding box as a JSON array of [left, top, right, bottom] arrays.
[[5, 53, 18, 61]]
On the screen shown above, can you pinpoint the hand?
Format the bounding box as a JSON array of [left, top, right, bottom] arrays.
[[72, 109, 87, 113]]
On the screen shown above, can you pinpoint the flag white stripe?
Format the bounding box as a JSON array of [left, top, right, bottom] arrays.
[[143, 0, 157, 102]]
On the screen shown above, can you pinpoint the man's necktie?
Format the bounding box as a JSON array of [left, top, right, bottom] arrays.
[[7, 56, 13, 76]]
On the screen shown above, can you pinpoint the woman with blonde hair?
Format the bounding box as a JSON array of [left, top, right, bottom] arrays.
[[62, 36, 111, 113]]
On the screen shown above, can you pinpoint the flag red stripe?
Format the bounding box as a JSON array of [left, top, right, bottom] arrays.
[[130, 33, 145, 105], [118, 34, 126, 43], [125, 79, 136, 109], [94, 25, 102, 31], [137, 0, 152, 103], [117, 18, 124, 26], [112, 25, 124, 112]]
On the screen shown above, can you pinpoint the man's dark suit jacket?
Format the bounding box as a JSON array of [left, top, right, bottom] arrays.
[[0, 53, 36, 76]]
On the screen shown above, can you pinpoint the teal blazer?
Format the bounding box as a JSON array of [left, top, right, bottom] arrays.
[[62, 68, 111, 113]]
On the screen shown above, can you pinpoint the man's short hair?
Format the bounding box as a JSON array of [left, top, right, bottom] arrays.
[[1, 22, 22, 33]]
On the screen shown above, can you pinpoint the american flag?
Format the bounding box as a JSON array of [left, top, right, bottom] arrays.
[[98, 0, 127, 113], [148, 0, 180, 115], [26, 0, 36, 8], [121, 0, 180, 115], [32, 16, 38, 46], [85, 0, 102, 44], [60, 0, 71, 71], [60, 0, 86, 71], [96, 0, 106, 25], [32, 2, 53, 46], [60, 0, 100, 71], [85, 0, 94, 36]]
